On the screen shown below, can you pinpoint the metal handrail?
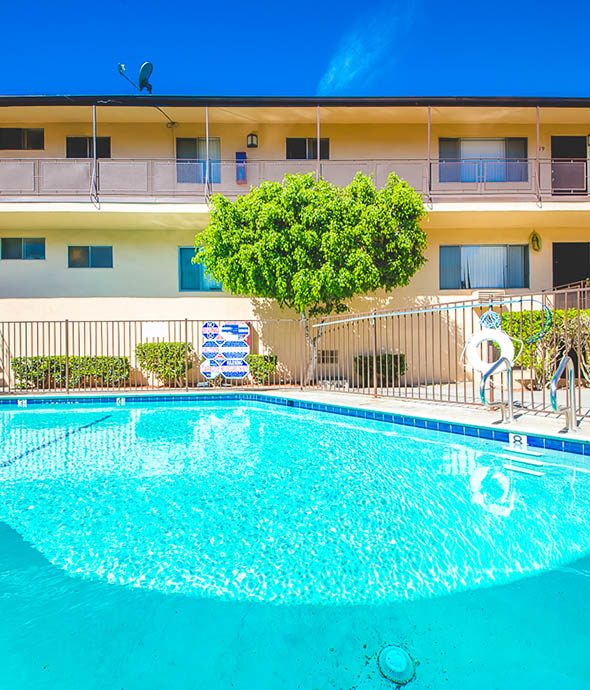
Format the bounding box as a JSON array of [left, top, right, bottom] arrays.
[[0, 156, 588, 199], [480, 357, 514, 424], [550, 355, 578, 431]]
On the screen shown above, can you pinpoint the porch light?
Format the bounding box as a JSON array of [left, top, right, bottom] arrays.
[[247, 133, 258, 148]]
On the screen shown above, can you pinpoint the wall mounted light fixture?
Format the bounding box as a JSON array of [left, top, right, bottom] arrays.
[[247, 133, 258, 148]]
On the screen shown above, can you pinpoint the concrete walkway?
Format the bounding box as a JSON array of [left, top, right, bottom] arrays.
[[271, 387, 590, 442]]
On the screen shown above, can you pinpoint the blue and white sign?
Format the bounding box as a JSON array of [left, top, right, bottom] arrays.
[[202, 321, 220, 338], [221, 359, 250, 379], [201, 339, 221, 360], [199, 359, 222, 380], [221, 323, 250, 340], [219, 340, 249, 359], [200, 321, 251, 380]]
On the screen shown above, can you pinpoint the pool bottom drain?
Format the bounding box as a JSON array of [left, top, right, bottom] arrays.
[[378, 646, 414, 684]]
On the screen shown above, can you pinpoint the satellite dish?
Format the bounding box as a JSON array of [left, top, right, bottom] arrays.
[[138, 62, 153, 94]]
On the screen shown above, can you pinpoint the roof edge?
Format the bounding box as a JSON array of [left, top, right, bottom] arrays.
[[1, 95, 590, 108]]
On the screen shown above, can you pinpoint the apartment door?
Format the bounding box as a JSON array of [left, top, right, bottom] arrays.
[[553, 242, 590, 288], [551, 136, 587, 194]]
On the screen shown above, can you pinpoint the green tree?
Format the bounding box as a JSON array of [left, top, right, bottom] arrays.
[[195, 172, 427, 382]]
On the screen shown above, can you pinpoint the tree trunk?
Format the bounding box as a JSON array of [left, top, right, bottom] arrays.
[[301, 313, 326, 385]]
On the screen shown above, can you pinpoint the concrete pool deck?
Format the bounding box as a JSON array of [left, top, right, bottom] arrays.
[[269, 388, 590, 443]]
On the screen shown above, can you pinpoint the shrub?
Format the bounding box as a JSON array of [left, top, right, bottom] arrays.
[[353, 353, 406, 388], [135, 342, 192, 386], [11, 355, 130, 389], [500, 309, 590, 388], [246, 354, 278, 384]]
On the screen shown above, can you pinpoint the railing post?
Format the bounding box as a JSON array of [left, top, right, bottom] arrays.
[[480, 357, 514, 424], [371, 309, 378, 398], [535, 105, 541, 201], [550, 354, 578, 431], [506, 366, 514, 424], [426, 105, 432, 201], [184, 318, 189, 392], [316, 104, 321, 181], [65, 319, 69, 395]]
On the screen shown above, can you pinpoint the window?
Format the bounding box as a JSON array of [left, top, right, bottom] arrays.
[[319, 350, 338, 364], [0, 128, 44, 150], [1, 237, 45, 260], [176, 138, 221, 184], [68, 245, 113, 268], [440, 245, 529, 289], [66, 137, 111, 158], [439, 138, 527, 183], [179, 248, 222, 292], [286, 138, 329, 160]]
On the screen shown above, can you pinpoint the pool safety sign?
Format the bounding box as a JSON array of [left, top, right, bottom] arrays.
[[200, 321, 251, 380]]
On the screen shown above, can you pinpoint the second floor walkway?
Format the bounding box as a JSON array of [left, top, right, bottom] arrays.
[[1, 156, 588, 204], [3, 95, 590, 206]]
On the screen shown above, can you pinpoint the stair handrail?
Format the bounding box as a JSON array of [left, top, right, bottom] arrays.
[[550, 355, 578, 431], [480, 357, 514, 424]]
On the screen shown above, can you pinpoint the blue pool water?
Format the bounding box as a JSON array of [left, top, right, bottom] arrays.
[[1, 398, 589, 688]]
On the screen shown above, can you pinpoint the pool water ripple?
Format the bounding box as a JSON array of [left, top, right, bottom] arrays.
[[0, 401, 589, 605]]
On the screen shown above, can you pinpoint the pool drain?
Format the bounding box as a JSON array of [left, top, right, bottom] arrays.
[[378, 645, 414, 684]]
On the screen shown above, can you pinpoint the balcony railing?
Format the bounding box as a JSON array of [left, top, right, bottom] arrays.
[[0, 157, 589, 202]]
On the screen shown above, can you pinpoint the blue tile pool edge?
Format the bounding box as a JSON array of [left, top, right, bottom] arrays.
[[0, 391, 589, 458]]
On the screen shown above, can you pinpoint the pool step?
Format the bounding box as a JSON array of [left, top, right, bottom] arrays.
[[501, 453, 546, 467], [503, 463, 545, 477]]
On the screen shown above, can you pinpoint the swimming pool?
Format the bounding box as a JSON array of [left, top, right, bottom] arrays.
[[1, 395, 589, 688]]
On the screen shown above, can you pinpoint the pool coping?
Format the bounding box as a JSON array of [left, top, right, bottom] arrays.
[[1, 390, 589, 458]]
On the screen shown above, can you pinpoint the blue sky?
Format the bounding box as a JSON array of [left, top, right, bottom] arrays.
[[2, 0, 590, 96]]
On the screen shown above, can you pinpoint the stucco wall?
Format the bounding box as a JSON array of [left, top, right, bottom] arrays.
[[0, 211, 586, 319], [2, 119, 588, 162]]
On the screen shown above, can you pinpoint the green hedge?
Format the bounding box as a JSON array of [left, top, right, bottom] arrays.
[[246, 354, 278, 384], [135, 342, 192, 386], [500, 309, 590, 388], [11, 355, 130, 389], [353, 353, 406, 387]]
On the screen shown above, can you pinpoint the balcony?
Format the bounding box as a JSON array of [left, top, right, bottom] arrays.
[[0, 157, 588, 203]]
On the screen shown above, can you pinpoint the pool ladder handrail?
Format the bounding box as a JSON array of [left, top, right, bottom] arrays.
[[480, 357, 514, 424], [550, 354, 578, 431]]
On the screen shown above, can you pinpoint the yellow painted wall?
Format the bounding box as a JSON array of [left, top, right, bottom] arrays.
[[0, 210, 586, 319], [2, 118, 590, 162]]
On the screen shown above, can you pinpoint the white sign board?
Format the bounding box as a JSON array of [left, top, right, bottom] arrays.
[[142, 322, 168, 339]]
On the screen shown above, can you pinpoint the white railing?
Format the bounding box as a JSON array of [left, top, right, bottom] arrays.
[[550, 355, 578, 432], [0, 157, 588, 201]]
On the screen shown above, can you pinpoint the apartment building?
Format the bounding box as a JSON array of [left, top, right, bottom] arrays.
[[1, 95, 589, 322]]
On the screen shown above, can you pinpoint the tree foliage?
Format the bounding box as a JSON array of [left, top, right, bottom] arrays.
[[501, 309, 590, 388], [195, 172, 427, 382], [195, 172, 427, 318]]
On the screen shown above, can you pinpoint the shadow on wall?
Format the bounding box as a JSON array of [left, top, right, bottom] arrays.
[[251, 294, 471, 389]]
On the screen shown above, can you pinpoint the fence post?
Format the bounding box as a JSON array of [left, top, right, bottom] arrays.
[[65, 319, 69, 395], [184, 318, 189, 392], [371, 309, 378, 398]]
